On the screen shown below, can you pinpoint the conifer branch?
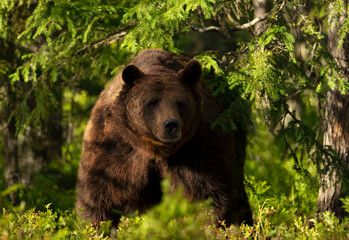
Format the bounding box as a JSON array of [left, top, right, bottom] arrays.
[[189, 13, 269, 33], [73, 23, 136, 56], [189, 0, 287, 33], [58, 23, 136, 67]]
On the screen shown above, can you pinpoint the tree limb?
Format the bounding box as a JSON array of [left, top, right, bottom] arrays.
[[190, 0, 288, 34], [57, 23, 136, 67], [189, 13, 269, 33], [73, 23, 136, 56]]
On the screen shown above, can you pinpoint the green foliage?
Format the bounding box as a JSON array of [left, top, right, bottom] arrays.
[[198, 53, 252, 132], [2, 0, 129, 133], [0, 203, 112, 239], [116, 179, 214, 240], [229, 25, 300, 103], [328, 0, 349, 49], [298, 12, 349, 95], [121, 0, 216, 52]]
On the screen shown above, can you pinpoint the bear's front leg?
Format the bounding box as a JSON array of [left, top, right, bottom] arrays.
[[214, 186, 253, 226], [75, 170, 123, 227], [169, 166, 252, 227]]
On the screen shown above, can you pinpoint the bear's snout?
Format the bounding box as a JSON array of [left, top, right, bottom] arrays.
[[162, 119, 180, 140]]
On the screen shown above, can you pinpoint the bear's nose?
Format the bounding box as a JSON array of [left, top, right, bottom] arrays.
[[163, 119, 179, 136]]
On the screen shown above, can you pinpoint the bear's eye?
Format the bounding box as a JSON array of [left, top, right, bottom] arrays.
[[176, 101, 185, 109], [147, 99, 159, 109]]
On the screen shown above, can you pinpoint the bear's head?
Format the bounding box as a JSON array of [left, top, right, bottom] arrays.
[[117, 59, 203, 147]]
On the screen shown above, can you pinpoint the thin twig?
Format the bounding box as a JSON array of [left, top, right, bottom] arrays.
[[57, 23, 136, 67], [227, 0, 288, 64], [73, 23, 136, 56], [189, 13, 269, 33]]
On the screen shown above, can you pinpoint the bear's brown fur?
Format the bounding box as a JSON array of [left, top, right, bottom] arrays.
[[75, 49, 252, 227]]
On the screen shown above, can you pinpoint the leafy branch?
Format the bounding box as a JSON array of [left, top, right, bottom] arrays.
[[281, 104, 343, 182], [189, 0, 288, 34], [72, 23, 136, 56], [189, 13, 270, 33], [58, 23, 136, 67]]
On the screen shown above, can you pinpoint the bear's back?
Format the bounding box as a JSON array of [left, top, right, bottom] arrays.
[[130, 49, 190, 75]]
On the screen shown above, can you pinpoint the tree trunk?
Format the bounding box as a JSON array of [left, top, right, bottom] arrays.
[[317, 1, 349, 217], [2, 81, 21, 205], [253, 0, 267, 35], [253, 0, 275, 130], [1, 4, 63, 198]]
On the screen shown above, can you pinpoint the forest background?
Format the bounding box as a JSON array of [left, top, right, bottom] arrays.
[[0, 0, 349, 239]]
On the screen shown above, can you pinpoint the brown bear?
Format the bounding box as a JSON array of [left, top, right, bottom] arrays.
[[75, 49, 252, 227]]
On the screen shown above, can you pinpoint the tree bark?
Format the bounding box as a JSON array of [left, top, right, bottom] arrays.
[[2, 81, 21, 205], [317, 1, 349, 217], [1, 4, 63, 199], [253, 0, 267, 35], [253, 0, 275, 130]]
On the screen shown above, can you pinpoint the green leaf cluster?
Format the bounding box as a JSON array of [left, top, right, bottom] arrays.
[[121, 0, 217, 52]]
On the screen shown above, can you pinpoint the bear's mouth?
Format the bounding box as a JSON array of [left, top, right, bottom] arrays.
[[158, 133, 182, 144]]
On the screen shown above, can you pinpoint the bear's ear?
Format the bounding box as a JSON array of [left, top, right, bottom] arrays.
[[122, 65, 144, 86], [180, 59, 202, 85]]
